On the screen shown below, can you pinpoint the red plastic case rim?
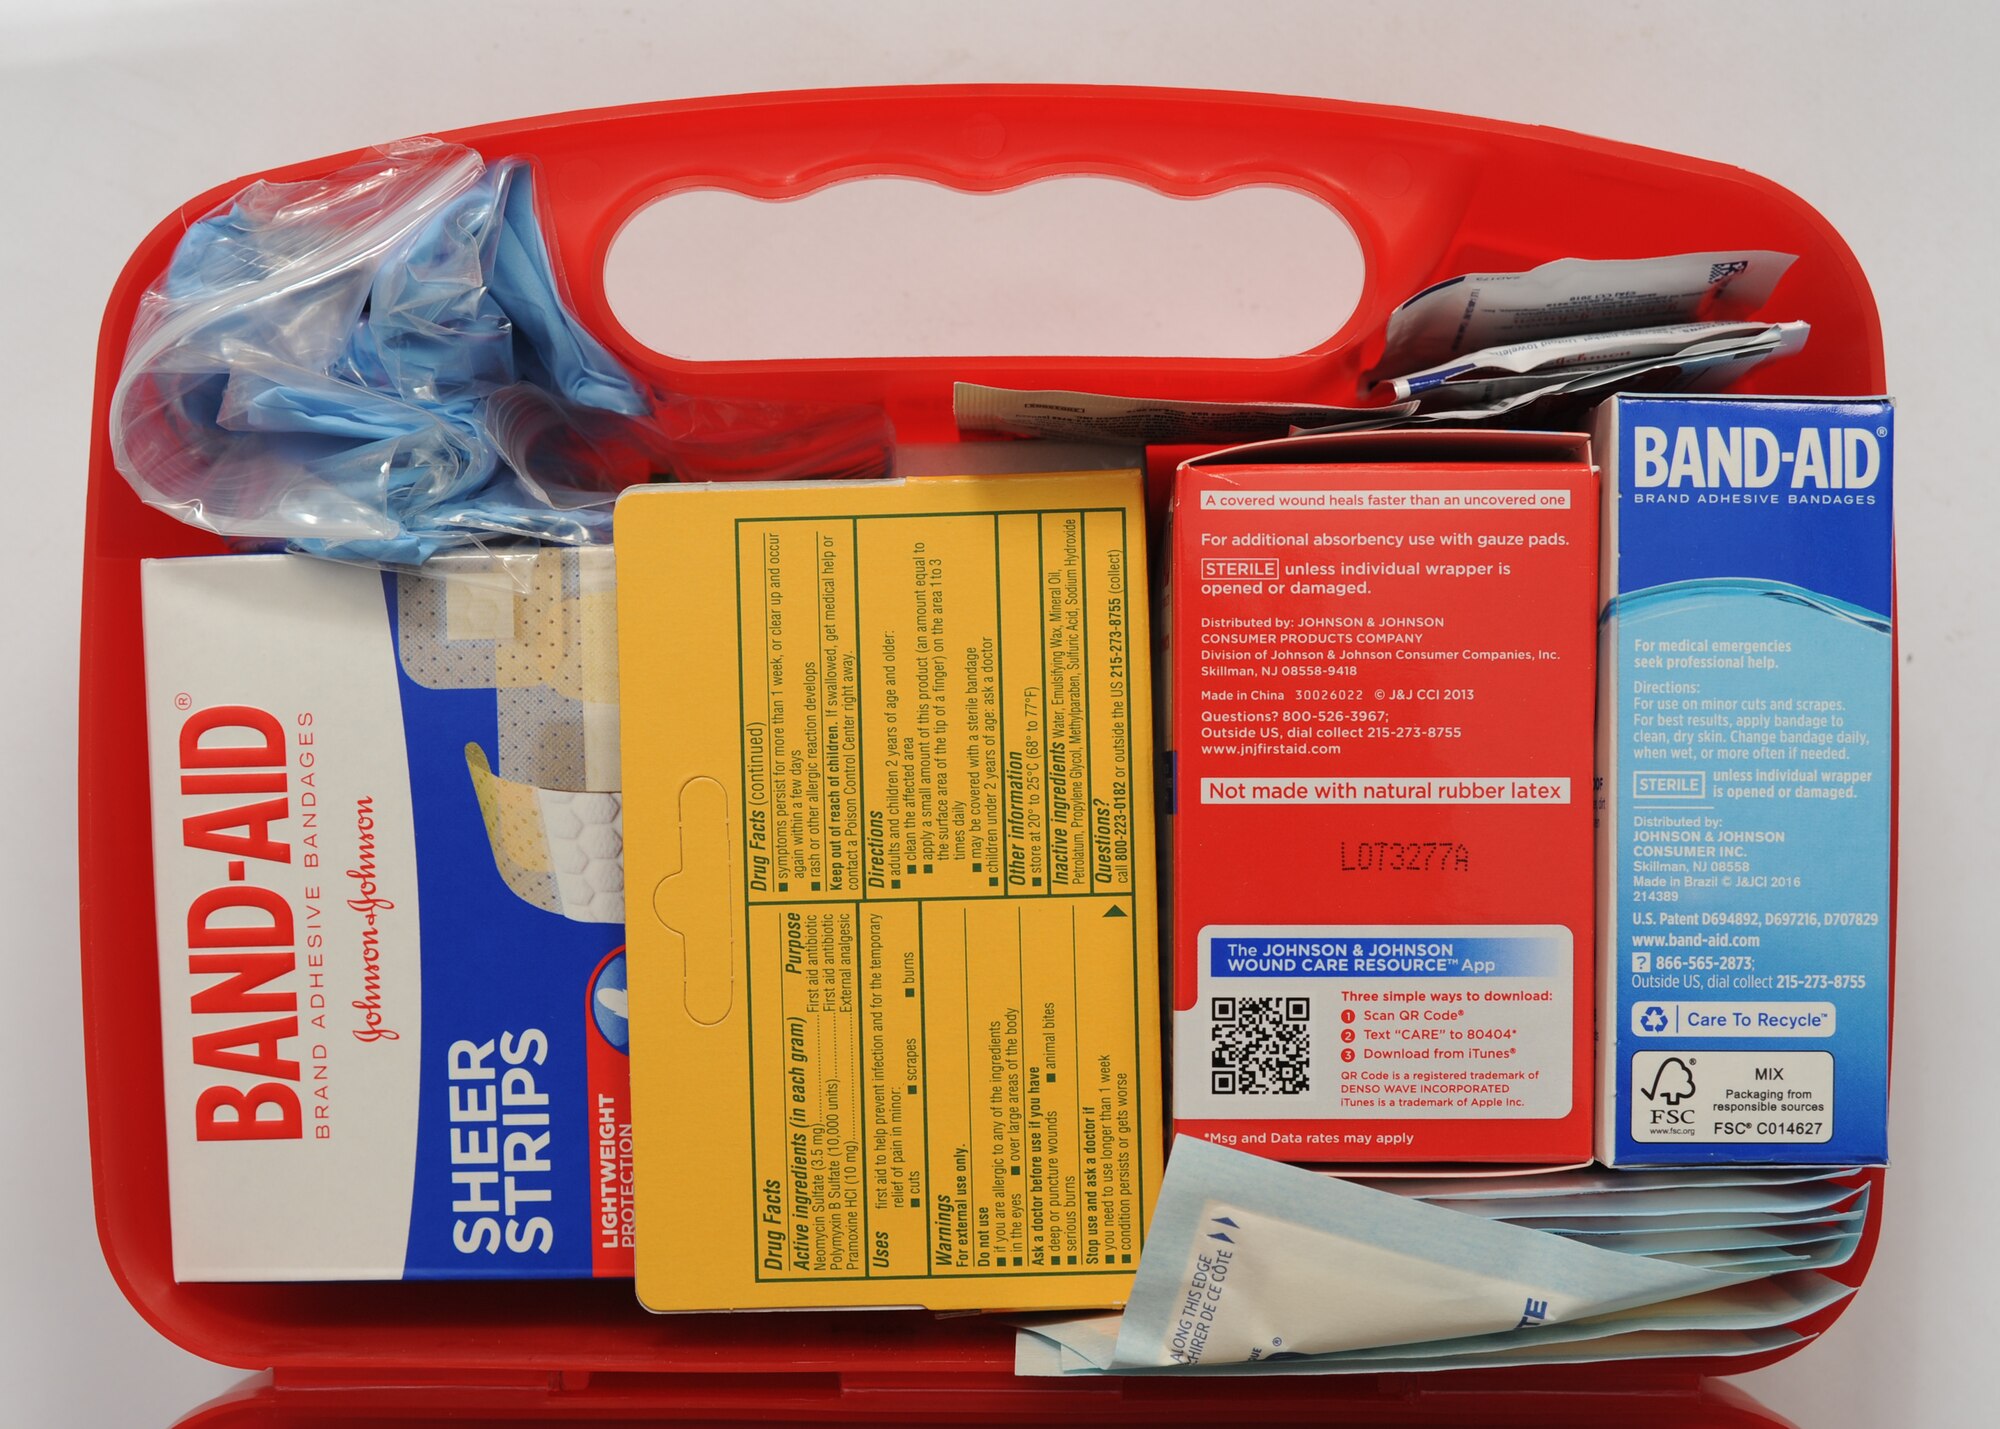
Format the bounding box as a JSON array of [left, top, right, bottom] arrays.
[[78, 86, 1889, 1419], [177, 1367, 1806, 1428]]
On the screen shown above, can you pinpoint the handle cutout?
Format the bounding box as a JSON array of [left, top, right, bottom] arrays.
[[651, 776, 735, 1026], [605, 176, 1364, 361]]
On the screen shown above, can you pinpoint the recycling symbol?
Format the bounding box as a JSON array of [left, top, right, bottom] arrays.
[[1640, 1005, 1669, 1033]]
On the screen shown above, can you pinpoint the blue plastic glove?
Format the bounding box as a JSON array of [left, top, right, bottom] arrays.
[[116, 141, 657, 564]]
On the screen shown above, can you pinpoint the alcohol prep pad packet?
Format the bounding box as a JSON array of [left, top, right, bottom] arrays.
[[1372, 251, 1797, 378], [1104, 1137, 1810, 1369], [1014, 1155, 1865, 1376]]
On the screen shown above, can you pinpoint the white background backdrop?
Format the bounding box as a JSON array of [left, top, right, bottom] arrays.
[[1, 3, 1990, 1424]]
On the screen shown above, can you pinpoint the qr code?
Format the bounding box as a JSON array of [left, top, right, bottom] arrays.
[[1210, 996, 1311, 1095], [1709, 260, 1751, 283]]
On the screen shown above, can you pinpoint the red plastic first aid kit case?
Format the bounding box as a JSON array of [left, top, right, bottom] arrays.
[[79, 87, 1890, 1426]]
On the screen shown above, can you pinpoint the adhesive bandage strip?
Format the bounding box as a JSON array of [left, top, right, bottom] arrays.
[[400, 547, 624, 923]]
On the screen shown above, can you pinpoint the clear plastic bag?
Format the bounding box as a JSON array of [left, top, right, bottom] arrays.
[[110, 138, 892, 566]]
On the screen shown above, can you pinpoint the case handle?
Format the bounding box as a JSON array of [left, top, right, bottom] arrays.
[[498, 89, 1481, 375], [444, 85, 1881, 419]]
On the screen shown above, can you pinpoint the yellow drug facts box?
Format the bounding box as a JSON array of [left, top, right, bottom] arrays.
[[616, 471, 1163, 1312]]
